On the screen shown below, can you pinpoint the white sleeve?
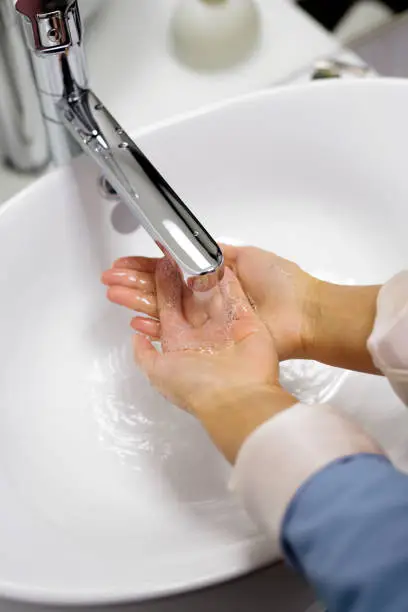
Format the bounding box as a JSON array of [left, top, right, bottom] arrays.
[[233, 272, 408, 545], [367, 271, 408, 404], [231, 403, 383, 544]]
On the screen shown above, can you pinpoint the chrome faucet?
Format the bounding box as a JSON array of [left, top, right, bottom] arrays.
[[3, 0, 224, 291], [0, 0, 48, 172]]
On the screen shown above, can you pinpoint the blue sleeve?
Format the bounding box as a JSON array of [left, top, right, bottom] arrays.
[[281, 454, 408, 612]]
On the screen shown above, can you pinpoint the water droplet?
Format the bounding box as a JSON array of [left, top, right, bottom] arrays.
[[94, 102, 104, 111], [78, 129, 92, 144], [115, 127, 124, 135], [118, 142, 129, 150]]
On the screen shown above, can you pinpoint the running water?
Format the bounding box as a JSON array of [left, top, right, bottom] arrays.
[[158, 259, 241, 354], [163, 256, 350, 402]]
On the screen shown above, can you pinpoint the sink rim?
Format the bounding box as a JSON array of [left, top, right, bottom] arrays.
[[1, 76, 406, 222], [0, 77, 407, 605]]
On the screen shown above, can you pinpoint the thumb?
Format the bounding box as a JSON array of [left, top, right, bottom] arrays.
[[219, 243, 238, 274], [133, 334, 159, 379], [221, 267, 250, 305]]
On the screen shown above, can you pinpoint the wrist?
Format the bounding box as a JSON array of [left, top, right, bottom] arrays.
[[303, 280, 381, 373], [194, 384, 297, 464], [297, 275, 323, 360]]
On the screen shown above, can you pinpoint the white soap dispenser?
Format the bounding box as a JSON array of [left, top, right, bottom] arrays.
[[170, 0, 261, 72]]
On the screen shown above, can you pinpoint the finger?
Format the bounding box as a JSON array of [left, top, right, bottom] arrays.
[[221, 266, 249, 299], [219, 243, 237, 259], [182, 287, 210, 328], [218, 267, 255, 321], [113, 256, 160, 274], [219, 243, 238, 272], [218, 268, 262, 342], [156, 257, 188, 328], [101, 268, 156, 293], [131, 316, 161, 340], [133, 334, 159, 378], [107, 286, 158, 317]]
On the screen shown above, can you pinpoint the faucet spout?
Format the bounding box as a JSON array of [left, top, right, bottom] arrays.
[[60, 86, 224, 290], [15, 0, 224, 291]]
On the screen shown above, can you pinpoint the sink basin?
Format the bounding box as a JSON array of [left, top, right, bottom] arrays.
[[1, 79, 408, 604]]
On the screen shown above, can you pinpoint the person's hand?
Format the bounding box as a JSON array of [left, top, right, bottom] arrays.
[[102, 256, 296, 462], [221, 245, 318, 361], [101, 246, 316, 361], [222, 246, 382, 373], [101, 244, 382, 373]]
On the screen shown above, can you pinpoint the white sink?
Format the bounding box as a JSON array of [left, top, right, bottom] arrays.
[[1, 79, 408, 605]]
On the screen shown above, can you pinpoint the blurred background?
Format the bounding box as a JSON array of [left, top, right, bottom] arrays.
[[298, 0, 408, 74], [299, 0, 397, 39]]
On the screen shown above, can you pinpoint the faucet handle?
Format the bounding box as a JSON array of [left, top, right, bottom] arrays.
[[15, 0, 81, 53]]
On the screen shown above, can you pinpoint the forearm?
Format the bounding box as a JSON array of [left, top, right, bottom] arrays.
[[305, 282, 381, 374], [193, 385, 296, 464]]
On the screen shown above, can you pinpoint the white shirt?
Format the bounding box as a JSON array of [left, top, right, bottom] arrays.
[[232, 272, 408, 545]]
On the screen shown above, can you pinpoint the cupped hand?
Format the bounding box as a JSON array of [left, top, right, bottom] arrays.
[[221, 245, 319, 360], [102, 244, 318, 362], [102, 256, 296, 461]]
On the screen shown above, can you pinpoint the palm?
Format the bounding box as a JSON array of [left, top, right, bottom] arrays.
[[130, 260, 278, 412], [102, 253, 295, 460], [221, 245, 315, 360], [103, 246, 315, 362]]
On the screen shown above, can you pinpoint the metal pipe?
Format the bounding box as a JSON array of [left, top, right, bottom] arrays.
[[0, 0, 49, 172]]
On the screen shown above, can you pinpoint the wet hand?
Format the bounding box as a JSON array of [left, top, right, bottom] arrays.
[[102, 257, 295, 461], [102, 245, 318, 362], [221, 245, 319, 360]]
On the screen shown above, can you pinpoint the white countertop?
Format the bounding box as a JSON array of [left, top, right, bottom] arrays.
[[0, 2, 337, 610]]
